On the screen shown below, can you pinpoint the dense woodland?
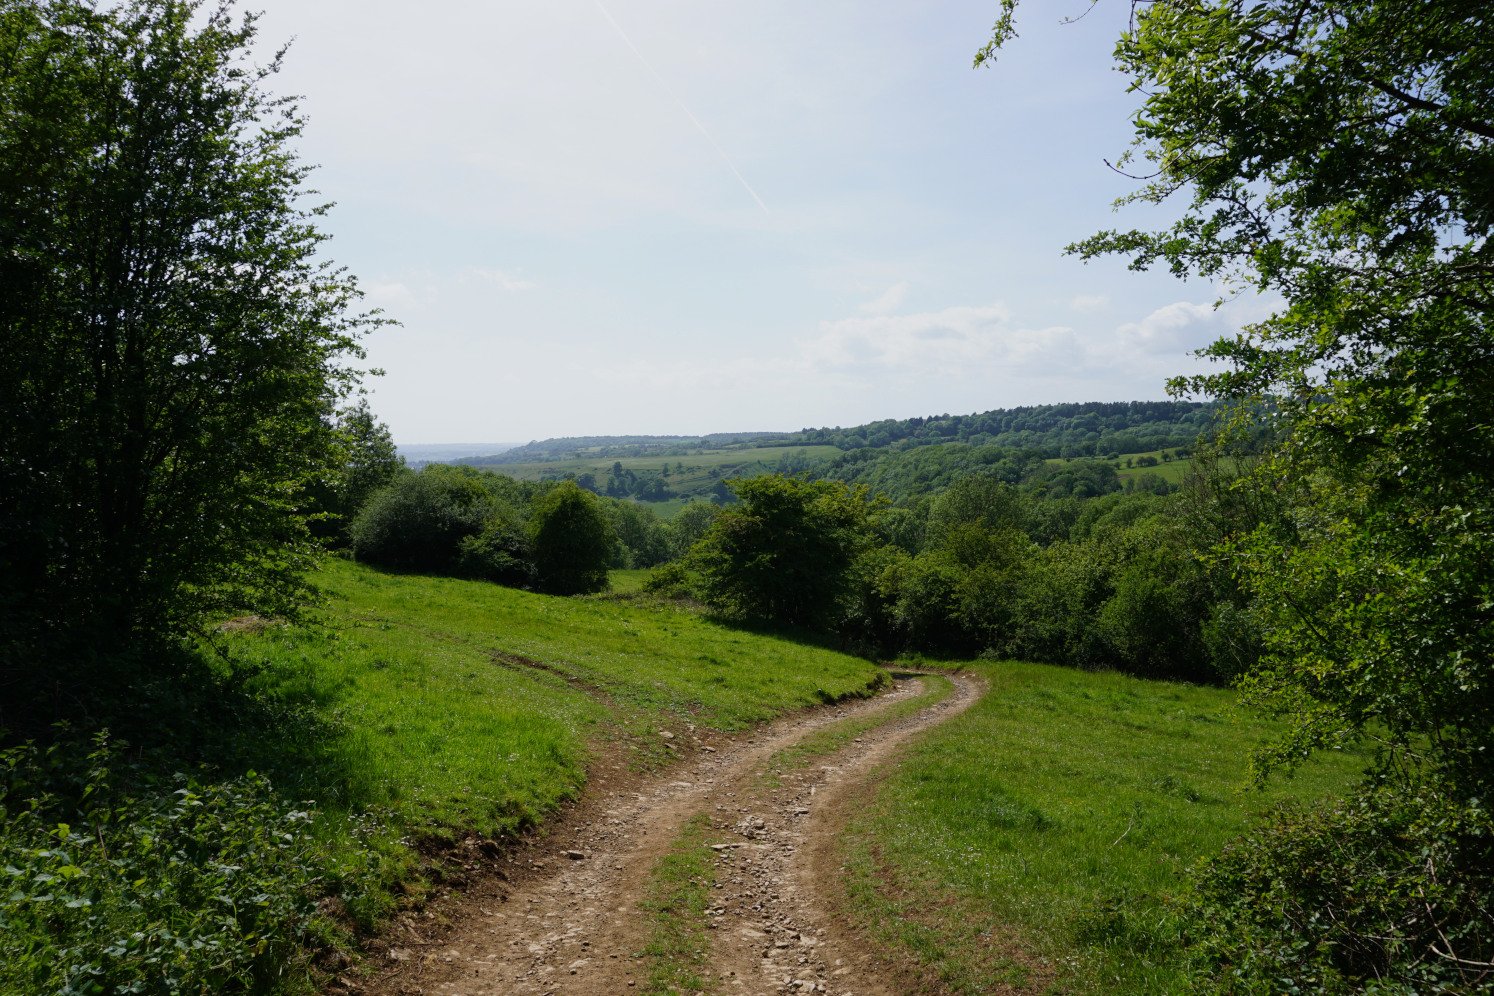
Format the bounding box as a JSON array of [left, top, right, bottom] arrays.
[[464, 399, 1216, 466], [2, 0, 1490, 992]]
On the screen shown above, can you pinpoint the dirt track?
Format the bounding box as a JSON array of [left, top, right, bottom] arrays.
[[354, 671, 982, 996]]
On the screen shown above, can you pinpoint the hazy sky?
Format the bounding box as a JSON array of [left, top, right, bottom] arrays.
[[251, 1, 1263, 444]]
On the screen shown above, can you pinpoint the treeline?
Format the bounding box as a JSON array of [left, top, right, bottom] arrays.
[[460, 400, 1222, 468], [807, 443, 1183, 501], [347, 465, 713, 590], [467, 431, 789, 465], [649, 467, 1246, 683], [787, 400, 1218, 456], [529, 441, 1185, 507]]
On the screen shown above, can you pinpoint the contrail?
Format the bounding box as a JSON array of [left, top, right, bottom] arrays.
[[593, 0, 770, 215]]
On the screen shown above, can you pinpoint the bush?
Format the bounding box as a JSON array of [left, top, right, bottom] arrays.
[[607, 502, 672, 569], [529, 481, 614, 595], [0, 734, 322, 994], [1184, 787, 1494, 994], [694, 476, 873, 628], [457, 515, 535, 587], [349, 467, 496, 573], [667, 501, 721, 560]]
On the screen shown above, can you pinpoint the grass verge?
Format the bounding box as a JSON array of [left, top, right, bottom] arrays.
[[836, 660, 1368, 994], [759, 673, 956, 789], [638, 813, 718, 995]]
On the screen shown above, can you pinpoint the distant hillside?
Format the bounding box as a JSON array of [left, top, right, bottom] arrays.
[[785, 400, 1218, 458], [426, 402, 1224, 507], [456, 401, 1220, 469], [463, 432, 792, 466]]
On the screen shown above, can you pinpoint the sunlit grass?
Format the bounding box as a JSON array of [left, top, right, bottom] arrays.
[[839, 660, 1368, 993], [222, 558, 886, 925]]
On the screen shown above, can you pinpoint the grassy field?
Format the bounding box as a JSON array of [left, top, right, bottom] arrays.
[[1044, 449, 1197, 487], [494, 444, 842, 479], [490, 443, 843, 501], [222, 558, 887, 924], [1114, 455, 1193, 485], [838, 660, 1367, 994]]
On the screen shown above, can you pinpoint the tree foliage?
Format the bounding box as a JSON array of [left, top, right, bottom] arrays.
[[694, 476, 875, 628], [0, 0, 377, 685], [349, 467, 495, 574], [528, 481, 614, 595], [984, 0, 1494, 985]]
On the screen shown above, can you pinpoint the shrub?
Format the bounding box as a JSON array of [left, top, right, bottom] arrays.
[[457, 515, 535, 587], [607, 501, 672, 569], [0, 734, 322, 995], [1184, 787, 1494, 994], [667, 501, 721, 560], [693, 476, 873, 628], [529, 481, 614, 595], [349, 467, 496, 573]]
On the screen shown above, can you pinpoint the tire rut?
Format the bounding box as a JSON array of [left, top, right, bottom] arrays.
[[353, 672, 982, 996]]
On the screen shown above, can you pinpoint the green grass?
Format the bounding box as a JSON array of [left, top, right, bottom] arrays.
[[838, 660, 1367, 994], [638, 813, 717, 995], [607, 567, 653, 593], [1114, 456, 1192, 485], [760, 673, 956, 788], [223, 558, 886, 924]]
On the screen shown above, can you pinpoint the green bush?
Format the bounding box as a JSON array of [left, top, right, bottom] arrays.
[[457, 515, 536, 586], [529, 481, 614, 595], [1184, 787, 1494, 994], [349, 467, 496, 573], [666, 500, 720, 560], [694, 475, 873, 628], [0, 734, 322, 995], [606, 501, 672, 569]]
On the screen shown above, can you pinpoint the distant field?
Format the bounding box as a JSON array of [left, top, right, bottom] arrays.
[[1115, 455, 1193, 485], [1043, 448, 1197, 487], [492, 443, 842, 486]]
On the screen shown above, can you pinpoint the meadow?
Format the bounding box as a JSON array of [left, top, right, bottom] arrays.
[[838, 660, 1367, 993], [219, 559, 887, 923]]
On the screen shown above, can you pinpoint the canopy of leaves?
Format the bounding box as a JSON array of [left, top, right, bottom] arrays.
[[0, 0, 376, 692], [528, 481, 614, 595], [694, 475, 876, 628], [983, 0, 1494, 985]]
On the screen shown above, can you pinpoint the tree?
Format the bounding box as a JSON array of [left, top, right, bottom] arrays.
[[349, 466, 496, 574], [0, 0, 378, 686], [984, 1, 1493, 985], [308, 399, 405, 542], [529, 481, 613, 595], [693, 475, 874, 627], [667, 500, 721, 559]]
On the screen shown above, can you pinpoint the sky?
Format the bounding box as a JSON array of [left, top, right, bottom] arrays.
[[249, 0, 1268, 445]]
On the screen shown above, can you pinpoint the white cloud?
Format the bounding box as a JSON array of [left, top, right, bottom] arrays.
[[1069, 293, 1110, 313], [858, 281, 910, 315], [460, 267, 537, 293], [363, 280, 416, 309], [800, 303, 1081, 377], [1115, 301, 1221, 355]]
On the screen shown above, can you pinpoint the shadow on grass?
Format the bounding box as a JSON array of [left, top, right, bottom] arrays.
[[0, 639, 376, 813]]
